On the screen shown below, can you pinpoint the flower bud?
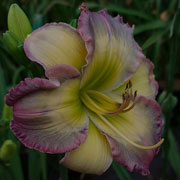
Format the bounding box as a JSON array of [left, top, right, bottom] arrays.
[[3, 31, 28, 65], [8, 4, 32, 42], [2, 104, 13, 125], [0, 140, 16, 161]]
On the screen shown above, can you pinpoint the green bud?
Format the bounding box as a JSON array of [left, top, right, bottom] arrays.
[[1, 104, 13, 125], [8, 4, 32, 42], [3, 31, 28, 65], [0, 140, 16, 161]]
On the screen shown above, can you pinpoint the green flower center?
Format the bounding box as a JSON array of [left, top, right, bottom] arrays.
[[80, 80, 137, 116], [79, 80, 164, 150]]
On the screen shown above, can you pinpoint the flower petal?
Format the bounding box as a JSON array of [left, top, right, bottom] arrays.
[[45, 64, 80, 83], [78, 9, 143, 91], [89, 96, 162, 175], [6, 78, 89, 153], [60, 121, 112, 175], [24, 23, 87, 71], [112, 58, 158, 99]]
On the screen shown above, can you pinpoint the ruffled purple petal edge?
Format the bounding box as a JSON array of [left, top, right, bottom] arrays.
[[77, 7, 144, 76], [77, 9, 94, 72], [6, 77, 89, 153], [105, 96, 162, 175], [5, 78, 59, 106], [10, 120, 89, 154], [143, 58, 159, 98]]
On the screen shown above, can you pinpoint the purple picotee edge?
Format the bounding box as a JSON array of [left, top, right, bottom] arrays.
[[143, 58, 159, 98], [6, 77, 89, 154], [98, 9, 158, 95], [77, 8, 144, 89], [10, 120, 89, 154], [105, 96, 162, 175], [5, 78, 59, 106]]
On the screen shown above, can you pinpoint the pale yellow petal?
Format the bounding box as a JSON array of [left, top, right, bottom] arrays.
[[78, 10, 143, 91], [112, 59, 158, 100], [89, 96, 163, 175], [24, 23, 87, 71], [61, 121, 112, 175]]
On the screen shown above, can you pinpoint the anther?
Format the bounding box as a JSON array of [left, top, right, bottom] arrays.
[[134, 90, 137, 98], [128, 80, 132, 88], [125, 83, 129, 90], [122, 94, 126, 101], [105, 80, 137, 116]]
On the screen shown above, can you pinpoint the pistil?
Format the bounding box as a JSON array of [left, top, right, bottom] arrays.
[[97, 113, 164, 150]]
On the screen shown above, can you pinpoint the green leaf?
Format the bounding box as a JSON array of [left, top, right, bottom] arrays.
[[142, 30, 165, 50], [32, 14, 43, 29], [168, 130, 180, 180], [161, 93, 178, 113], [9, 133, 24, 180], [111, 161, 131, 180], [28, 149, 47, 180], [40, 153, 47, 180], [158, 91, 168, 105], [0, 64, 6, 119], [134, 20, 167, 35], [86, 3, 153, 20], [28, 149, 41, 180], [70, 19, 77, 28], [59, 154, 68, 180]]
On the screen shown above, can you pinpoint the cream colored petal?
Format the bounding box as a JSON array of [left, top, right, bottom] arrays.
[[112, 59, 158, 100], [78, 9, 143, 91], [61, 121, 112, 175], [24, 23, 87, 71], [7, 78, 88, 153], [89, 96, 163, 175]]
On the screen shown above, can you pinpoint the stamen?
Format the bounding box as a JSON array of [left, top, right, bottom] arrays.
[[122, 94, 126, 101], [128, 80, 132, 88], [125, 83, 129, 90], [81, 81, 137, 116], [98, 114, 164, 150], [106, 81, 137, 115], [121, 101, 137, 113]]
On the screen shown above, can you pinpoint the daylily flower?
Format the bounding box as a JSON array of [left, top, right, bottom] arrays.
[[5, 4, 164, 175]]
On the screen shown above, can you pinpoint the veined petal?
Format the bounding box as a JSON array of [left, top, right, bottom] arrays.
[[78, 9, 143, 91], [112, 58, 158, 100], [89, 96, 162, 175], [24, 23, 87, 71], [6, 78, 89, 153], [60, 121, 112, 175]]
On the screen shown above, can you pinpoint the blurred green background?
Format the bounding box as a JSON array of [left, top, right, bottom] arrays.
[[0, 0, 180, 179]]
